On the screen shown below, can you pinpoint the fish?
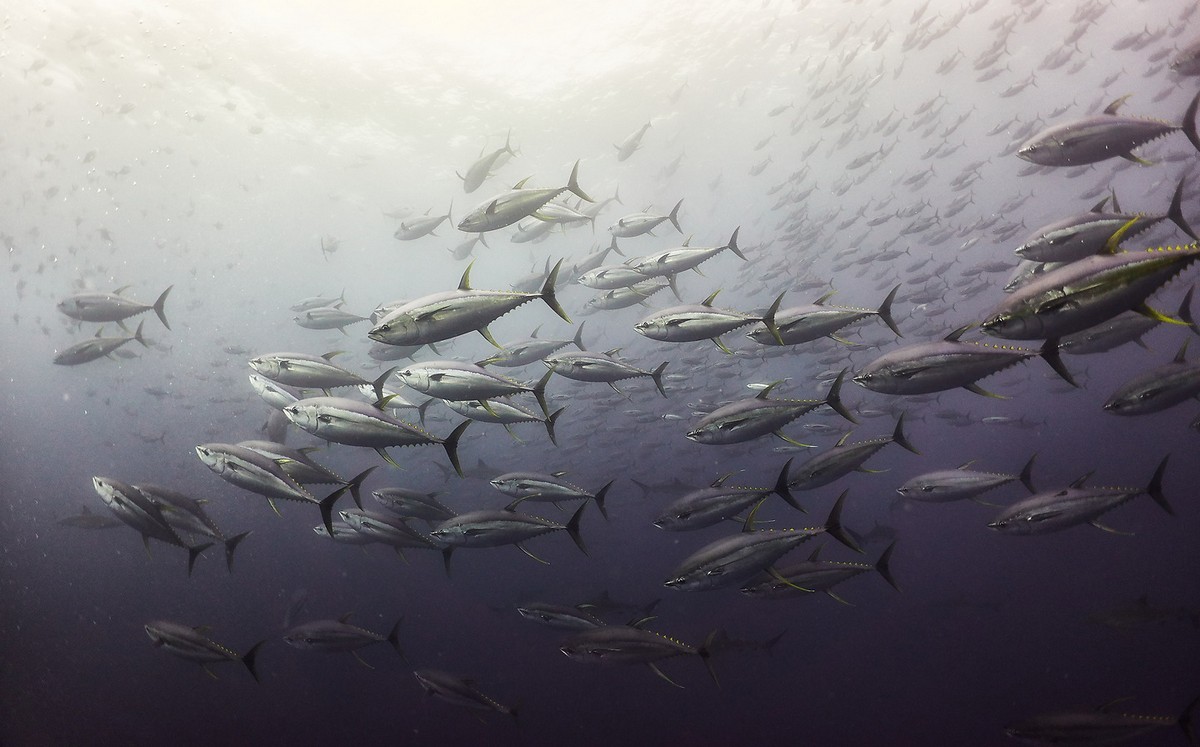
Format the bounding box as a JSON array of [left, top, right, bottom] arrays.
[[367, 260, 571, 347], [144, 620, 263, 681], [1016, 90, 1200, 166], [489, 472, 613, 519], [476, 324, 586, 367], [371, 487, 456, 524], [542, 349, 668, 397], [981, 220, 1200, 341], [194, 442, 357, 534], [663, 492, 860, 592], [988, 456, 1171, 535], [559, 624, 718, 688], [584, 280, 674, 312], [575, 263, 651, 290], [457, 131, 516, 193], [634, 290, 784, 353], [292, 306, 368, 332], [896, 454, 1036, 503], [429, 501, 588, 571], [786, 415, 919, 491], [413, 669, 517, 719], [284, 614, 404, 667], [58, 285, 172, 329], [685, 371, 855, 447], [57, 506, 124, 529], [92, 476, 211, 574], [441, 398, 564, 445], [609, 199, 684, 238], [516, 602, 606, 631], [852, 325, 1076, 398], [393, 201, 453, 240], [1014, 181, 1197, 264], [1103, 339, 1200, 415], [614, 121, 651, 161], [747, 285, 902, 346], [237, 440, 349, 489], [248, 351, 392, 397], [1003, 695, 1199, 744], [652, 459, 800, 530], [339, 508, 440, 553], [739, 542, 899, 602], [1171, 38, 1200, 76], [396, 362, 551, 416], [135, 483, 251, 572], [281, 396, 470, 475], [622, 227, 745, 278], [290, 291, 345, 312], [54, 321, 148, 365], [457, 161, 592, 232]]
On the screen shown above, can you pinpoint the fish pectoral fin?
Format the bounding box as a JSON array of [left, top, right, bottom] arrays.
[[1090, 520, 1134, 536], [963, 383, 1007, 399], [351, 650, 376, 670], [829, 333, 858, 346], [1136, 302, 1188, 326], [478, 325, 501, 348], [1119, 151, 1154, 166], [769, 566, 814, 593], [825, 590, 854, 606], [712, 337, 734, 355], [515, 542, 550, 565], [374, 447, 404, 469], [855, 467, 888, 474], [774, 431, 816, 448], [647, 662, 684, 689], [502, 424, 525, 444], [202, 665, 219, 680]]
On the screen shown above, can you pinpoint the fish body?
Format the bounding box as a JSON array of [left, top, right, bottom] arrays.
[[615, 122, 651, 161], [413, 669, 515, 717], [394, 206, 452, 240], [372, 487, 455, 523], [624, 228, 744, 277], [749, 286, 902, 345], [543, 350, 668, 396], [787, 416, 918, 491], [54, 322, 147, 365], [576, 264, 650, 290], [609, 199, 683, 238], [740, 542, 898, 600], [248, 373, 300, 410], [635, 292, 782, 347], [653, 460, 797, 530], [477, 325, 585, 367], [144, 620, 261, 681], [458, 132, 516, 193], [1103, 343, 1200, 415], [339, 510, 437, 549], [284, 616, 403, 658], [1004, 697, 1199, 744], [293, 307, 367, 331], [517, 603, 605, 630], [248, 351, 376, 392], [686, 372, 853, 445], [397, 361, 547, 408], [430, 502, 586, 552], [897, 455, 1035, 502]]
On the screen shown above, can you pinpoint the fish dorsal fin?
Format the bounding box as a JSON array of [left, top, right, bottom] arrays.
[[741, 497, 768, 533], [1109, 188, 1122, 214], [1096, 696, 1134, 713], [113, 284, 132, 295], [321, 350, 345, 361], [1174, 339, 1189, 364], [552, 470, 568, 477], [512, 176, 532, 189], [956, 460, 976, 470], [458, 262, 474, 291], [701, 289, 721, 307], [338, 612, 354, 624], [529, 324, 542, 339], [813, 289, 836, 305], [628, 615, 656, 629], [711, 472, 736, 488], [682, 236, 692, 247], [603, 347, 622, 357], [834, 432, 851, 448], [1088, 195, 1110, 213], [503, 499, 523, 512], [944, 324, 973, 342], [1102, 217, 1140, 254], [756, 380, 784, 399], [807, 544, 823, 561], [1102, 95, 1131, 115], [1070, 471, 1093, 489]]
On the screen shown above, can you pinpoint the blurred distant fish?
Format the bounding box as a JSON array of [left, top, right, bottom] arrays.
[[394, 201, 453, 240], [1103, 340, 1200, 415], [58, 285, 172, 330], [57, 505, 123, 529], [414, 669, 517, 719], [614, 121, 651, 161], [1016, 91, 1200, 166], [457, 131, 516, 194], [1003, 696, 1199, 744], [284, 614, 403, 667]]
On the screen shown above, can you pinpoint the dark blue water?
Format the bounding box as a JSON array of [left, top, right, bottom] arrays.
[[4, 2, 1200, 745]]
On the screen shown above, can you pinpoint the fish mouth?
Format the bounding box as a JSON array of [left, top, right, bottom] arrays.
[[663, 577, 685, 588], [684, 431, 701, 441]]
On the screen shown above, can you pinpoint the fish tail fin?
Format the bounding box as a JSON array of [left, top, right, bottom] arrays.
[[443, 420, 472, 478], [318, 485, 349, 536], [825, 369, 858, 424], [572, 321, 587, 351], [667, 198, 684, 234], [592, 480, 613, 521], [763, 292, 785, 345], [566, 501, 588, 555], [892, 412, 920, 454], [187, 542, 212, 576], [133, 320, 148, 348], [699, 630, 721, 689], [545, 407, 565, 447], [416, 399, 432, 428], [1146, 454, 1172, 515], [630, 478, 651, 499], [372, 366, 398, 402], [726, 226, 746, 260], [346, 466, 377, 510], [531, 370, 553, 419], [1179, 694, 1200, 744], [1019, 453, 1038, 493], [242, 640, 266, 683], [223, 531, 252, 573], [1184, 88, 1200, 155], [774, 458, 805, 512], [650, 362, 669, 397], [152, 285, 173, 330], [1179, 286, 1198, 336], [1168, 177, 1198, 241], [566, 160, 593, 202], [826, 490, 863, 554], [387, 618, 406, 661], [876, 541, 900, 592], [1039, 338, 1077, 387], [540, 259, 572, 323], [666, 273, 682, 302], [441, 547, 454, 577], [878, 284, 903, 337]]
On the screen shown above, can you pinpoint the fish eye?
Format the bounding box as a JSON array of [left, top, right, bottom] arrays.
[[706, 567, 725, 576], [921, 485, 935, 492]]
